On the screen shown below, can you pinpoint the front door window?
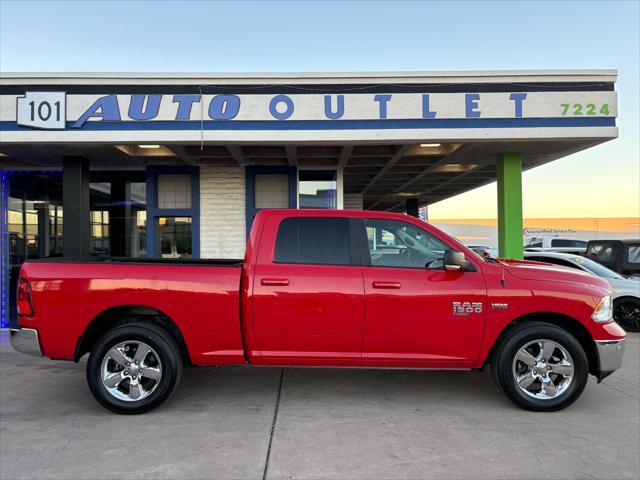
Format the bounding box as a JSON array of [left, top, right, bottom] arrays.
[[364, 218, 448, 269]]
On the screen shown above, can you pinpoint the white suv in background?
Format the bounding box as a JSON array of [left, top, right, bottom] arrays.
[[524, 236, 588, 254]]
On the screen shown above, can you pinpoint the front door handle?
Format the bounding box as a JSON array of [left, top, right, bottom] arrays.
[[261, 278, 290, 286], [372, 281, 401, 289]]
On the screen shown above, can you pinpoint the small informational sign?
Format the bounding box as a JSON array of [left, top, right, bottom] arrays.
[[16, 91, 66, 129]]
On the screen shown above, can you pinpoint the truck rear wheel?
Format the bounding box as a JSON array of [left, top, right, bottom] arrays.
[[86, 323, 183, 414], [491, 322, 588, 411]]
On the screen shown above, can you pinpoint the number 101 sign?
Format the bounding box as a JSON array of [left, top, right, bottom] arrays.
[[17, 91, 66, 129]]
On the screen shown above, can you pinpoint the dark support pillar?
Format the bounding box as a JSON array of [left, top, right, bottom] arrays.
[[36, 200, 50, 258], [110, 179, 127, 257], [406, 198, 419, 218], [63, 157, 90, 257]]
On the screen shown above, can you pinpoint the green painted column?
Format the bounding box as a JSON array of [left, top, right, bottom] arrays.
[[497, 153, 524, 259]]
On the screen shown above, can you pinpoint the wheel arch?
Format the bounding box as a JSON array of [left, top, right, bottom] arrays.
[[485, 312, 598, 376], [612, 294, 640, 304], [612, 295, 640, 331], [74, 305, 191, 365]]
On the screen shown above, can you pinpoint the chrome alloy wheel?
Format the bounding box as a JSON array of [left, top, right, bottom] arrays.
[[511, 339, 574, 400], [100, 341, 162, 402]]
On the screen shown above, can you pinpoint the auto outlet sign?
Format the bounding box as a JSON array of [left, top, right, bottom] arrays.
[[2, 88, 618, 142]]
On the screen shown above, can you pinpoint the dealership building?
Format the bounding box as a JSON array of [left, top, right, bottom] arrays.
[[0, 70, 619, 327]]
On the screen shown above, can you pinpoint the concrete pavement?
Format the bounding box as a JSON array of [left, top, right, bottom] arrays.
[[1, 332, 638, 479]]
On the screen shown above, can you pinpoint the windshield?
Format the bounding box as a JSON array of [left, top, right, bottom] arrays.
[[572, 256, 623, 280]]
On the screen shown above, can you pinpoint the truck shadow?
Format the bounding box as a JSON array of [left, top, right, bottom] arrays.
[[169, 365, 511, 414]]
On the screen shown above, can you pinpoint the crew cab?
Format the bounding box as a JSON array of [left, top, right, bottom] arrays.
[[11, 210, 626, 414]]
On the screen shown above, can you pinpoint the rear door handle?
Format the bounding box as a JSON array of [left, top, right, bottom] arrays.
[[261, 278, 290, 286], [372, 281, 401, 289]]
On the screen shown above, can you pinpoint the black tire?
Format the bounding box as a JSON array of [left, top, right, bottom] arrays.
[[491, 321, 588, 411], [86, 323, 183, 414], [613, 297, 640, 332]]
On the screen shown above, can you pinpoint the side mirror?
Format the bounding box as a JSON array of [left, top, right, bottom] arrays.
[[443, 249, 469, 272]]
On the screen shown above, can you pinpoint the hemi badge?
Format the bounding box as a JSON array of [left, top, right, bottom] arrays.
[[492, 303, 509, 310]]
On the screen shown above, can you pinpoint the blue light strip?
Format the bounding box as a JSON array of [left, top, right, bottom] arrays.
[[0, 117, 617, 132], [0, 171, 8, 329]]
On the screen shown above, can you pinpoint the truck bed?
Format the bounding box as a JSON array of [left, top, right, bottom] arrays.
[[26, 257, 244, 267], [19, 258, 246, 365]]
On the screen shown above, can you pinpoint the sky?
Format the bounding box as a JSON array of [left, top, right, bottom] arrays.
[[1, 0, 638, 220]]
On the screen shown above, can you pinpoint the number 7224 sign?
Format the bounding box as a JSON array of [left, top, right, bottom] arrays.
[[560, 103, 610, 116], [17, 91, 66, 129]]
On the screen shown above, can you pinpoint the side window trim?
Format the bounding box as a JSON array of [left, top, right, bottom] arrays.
[[351, 218, 371, 267], [349, 218, 368, 267]]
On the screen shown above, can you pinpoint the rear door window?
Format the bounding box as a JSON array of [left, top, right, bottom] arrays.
[[274, 217, 351, 265]]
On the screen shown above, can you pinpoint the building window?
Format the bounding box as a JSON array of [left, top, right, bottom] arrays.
[[90, 210, 110, 255], [299, 170, 337, 209], [254, 174, 289, 209], [158, 217, 192, 258], [157, 174, 192, 209], [146, 167, 199, 258], [245, 166, 297, 237], [48, 204, 63, 256]]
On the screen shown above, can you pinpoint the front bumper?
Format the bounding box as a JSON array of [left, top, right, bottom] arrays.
[[595, 338, 626, 382], [9, 328, 43, 357]]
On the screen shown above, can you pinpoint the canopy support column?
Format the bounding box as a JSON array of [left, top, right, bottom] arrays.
[[497, 153, 523, 259]]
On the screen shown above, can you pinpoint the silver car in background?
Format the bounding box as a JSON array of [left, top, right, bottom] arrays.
[[525, 251, 640, 332]]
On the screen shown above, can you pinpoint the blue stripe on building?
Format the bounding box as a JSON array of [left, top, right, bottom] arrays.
[[0, 117, 616, 132]]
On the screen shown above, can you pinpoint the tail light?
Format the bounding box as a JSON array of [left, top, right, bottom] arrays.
[[17, 278, 34, 317]]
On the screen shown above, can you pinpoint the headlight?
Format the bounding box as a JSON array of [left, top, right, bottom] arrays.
[[592, 295, 613, 323]]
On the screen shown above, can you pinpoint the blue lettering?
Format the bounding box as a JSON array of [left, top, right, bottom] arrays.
[[509, 93, 527, 118], [324, 95, 344, 119], [465, 94, 481, 118], [71, 94, 121, 128], [422, 94, 437, 119], [129, 95, 162, 120], [374, 94, 392, 119], [269, 95, 294, 120], [209, 95, 241, 120], [173, 95, 201, 120]]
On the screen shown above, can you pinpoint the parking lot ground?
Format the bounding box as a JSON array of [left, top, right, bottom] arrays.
[[1, 331, 638, 480]]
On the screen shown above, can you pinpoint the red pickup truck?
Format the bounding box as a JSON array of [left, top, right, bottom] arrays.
[[11, 210, 626, 414]]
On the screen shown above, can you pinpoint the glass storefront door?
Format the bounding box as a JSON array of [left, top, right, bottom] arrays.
[[89, 175, 147, 258], [5, 172, 63, 327]]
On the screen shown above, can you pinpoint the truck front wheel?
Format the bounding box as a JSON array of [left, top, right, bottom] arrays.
[[86, 323, 183, 414], [491, 322, 588, 411]]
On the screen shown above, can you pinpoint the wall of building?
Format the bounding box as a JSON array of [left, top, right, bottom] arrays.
[[343, 193, 363, 210], [199, 166, 246, 259]]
